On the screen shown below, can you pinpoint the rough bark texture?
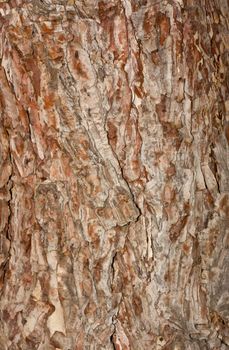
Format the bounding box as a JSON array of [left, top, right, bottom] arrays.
[[0, 0, 229, 349]]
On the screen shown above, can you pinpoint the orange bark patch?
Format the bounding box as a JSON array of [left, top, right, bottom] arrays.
[[156, 12, 170, 46], [44, 93, 55, 109], [57, 33, 66, 42], [24, 57, 41, 97], [182, 243, 190, 255], [41, 23, 54, 35], [169, 215, 188, 242], [48, 46, 63, 60], [143, 10, 154, 34], [88, 223, 99, 242], [98, 2, 118, 54], [98, 1, 118, 26]]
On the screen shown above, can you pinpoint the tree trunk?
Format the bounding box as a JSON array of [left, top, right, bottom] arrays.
[[0, 0, 229, 349]]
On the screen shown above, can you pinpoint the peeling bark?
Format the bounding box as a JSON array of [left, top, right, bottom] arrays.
[[0, 0, 229, 349]]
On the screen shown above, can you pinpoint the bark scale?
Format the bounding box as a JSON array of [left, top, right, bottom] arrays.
[[0, 0, 229, 349]]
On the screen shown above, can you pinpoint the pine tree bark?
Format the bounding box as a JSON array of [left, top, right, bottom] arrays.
[[0, 0, 229, 349]]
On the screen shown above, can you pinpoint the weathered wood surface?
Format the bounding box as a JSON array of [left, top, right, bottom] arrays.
[[0, 0, 229, 349]]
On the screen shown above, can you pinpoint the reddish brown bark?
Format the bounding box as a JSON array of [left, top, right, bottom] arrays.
[[0, 0, 229, 349]]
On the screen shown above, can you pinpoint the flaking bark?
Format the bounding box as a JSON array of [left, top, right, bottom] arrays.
[[0, 0, 229, 349]]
